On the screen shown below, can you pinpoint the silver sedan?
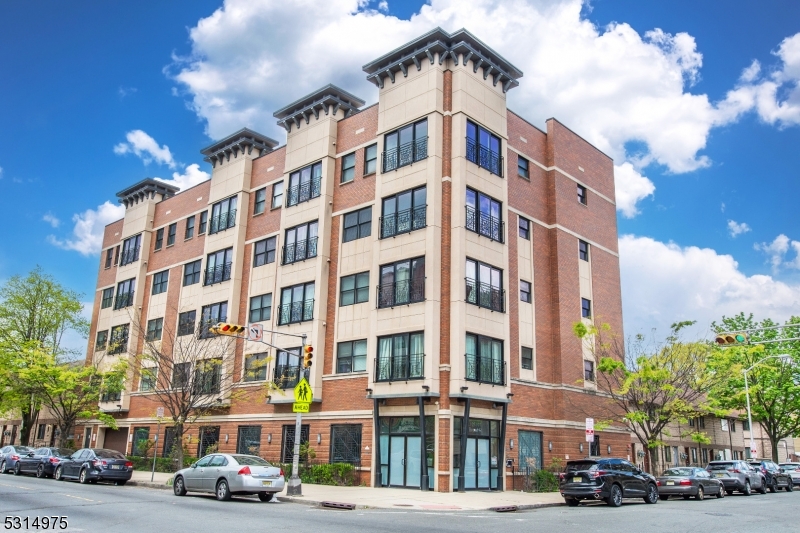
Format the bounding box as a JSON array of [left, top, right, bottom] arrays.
[[657, 467, 724, 500], [173, 454, 285, 501]]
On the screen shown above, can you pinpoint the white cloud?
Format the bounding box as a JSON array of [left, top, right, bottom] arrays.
[[114, 129, 177, 169], [620, 235, 800, 337], [754, 234, 800, 271], [118, 86, 138, 98], [48, 201, 125, 256], [614, 163, 655, 217], [727, 219, 751, 237], [155, 163, 210, 192], [42, 212, 60, 228]]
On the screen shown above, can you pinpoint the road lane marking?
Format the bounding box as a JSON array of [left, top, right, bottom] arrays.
[[0, 482, 34, 490], [61, 494, 96, 502]]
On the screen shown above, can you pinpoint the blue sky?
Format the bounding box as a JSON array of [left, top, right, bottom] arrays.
[[1, 0, 799, 349]]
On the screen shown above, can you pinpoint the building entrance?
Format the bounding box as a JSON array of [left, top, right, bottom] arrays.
[[378, 416, 434, 489]]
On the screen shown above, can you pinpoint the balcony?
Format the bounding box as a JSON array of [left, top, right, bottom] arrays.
[[119, 246, 140, 266], [465, 278, 505, 312], [464, 354, 506, 385], [465, 206, 504, 243], [274, 364, 304, 389], [285, 177, 321, 207], [277, 299, 314, 326], [380, 205, 427, 239], [209, 209, 237, 234], [466, 137, 503, 177], [377, 278, 425, 309], [204, 262, 232, 286], [282, 237, 318, 265], [382, 137, 428, 173], [113, 291, 135, 310], [375, 353, 424, 382]]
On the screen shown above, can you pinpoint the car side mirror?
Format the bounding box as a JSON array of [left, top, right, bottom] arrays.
[[191, 462, 197, 468], [27, 453, 35, 457]]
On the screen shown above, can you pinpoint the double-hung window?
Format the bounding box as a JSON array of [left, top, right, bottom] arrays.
[[378, 257, 425, 308], [105, 248, 114, 268], [249, 294, 272, 323], [518, 156, 529, 179], [194, 358, 222, 395], [521, 346, 533, 370], [210, 196, 237, 234], [577, 184, 587, 205], [340, 272, 369, 306], [146, 318, 163, 341], [200, 302, 227, 338], [185, 216, 195, 239], [283, 221, 318, 265], [286, 162, 322, 207], [465, 333, 504, 385], [167, 223, 177, 246], [114, 278, 136, 310], [204, 248, 233, 285], [152, 270, 169, 295], [465, 259, 504, 312], [154, 228, 164, 251], [519, 217, 530, 240], [584, 360, 595, 382], [364, 144, 377, 175], [520, 280, 531, 303], [120, 234, 141, 266], [109, 324, 129, 355], [274, 347, 302, 389], [383, 119, 428, 172], [341, 153, 356, 183], [253, 236, 277, 266], [244, 353, 268, 382], [113, 245, 120, 266], [172, 362, 190, 389], [95, 330, 108, 351], [376, 332, 424, 381], [466, 188, 503, 242], [253, 188, 267, 215], [278, 282, 315, 325], [337, 340, 367, 373], [579, 240, 589, 261], [140, 367, 157, 392], [101, 288, 114, 309], [466, 120, 502, 176], [183, 259, 202, 286], [380, 186, 426, 238], [272, 182, 284, 209], [199, 211, 208, 234], [343, 207, 371, 243], [178, 310, 196, 336], [581, 298, 592, 318]]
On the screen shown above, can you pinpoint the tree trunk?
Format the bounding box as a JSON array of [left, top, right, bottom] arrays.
[[767, 432, 781, 462], [19, 409, 38, 446], [173, 423, 184, 470], [56, 420, 75, 449], [648, 447, 659, 475]]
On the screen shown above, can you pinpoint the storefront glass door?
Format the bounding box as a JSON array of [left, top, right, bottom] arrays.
[[379, 417, 434, 489]]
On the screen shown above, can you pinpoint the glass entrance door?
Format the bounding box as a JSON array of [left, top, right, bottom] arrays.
[[464, 438, 491, 489], [379, 416, 434, 489], [387, 435, 422, 488]]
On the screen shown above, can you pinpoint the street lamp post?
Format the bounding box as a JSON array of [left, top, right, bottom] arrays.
[[743, 354, 792, 459]]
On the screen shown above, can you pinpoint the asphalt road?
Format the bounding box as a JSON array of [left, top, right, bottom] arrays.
[[1, 473, 798, 533]]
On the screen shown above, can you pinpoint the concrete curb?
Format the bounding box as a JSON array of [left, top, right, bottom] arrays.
[[128, 481, 172, 490]]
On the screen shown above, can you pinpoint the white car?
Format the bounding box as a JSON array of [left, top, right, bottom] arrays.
[[173, 453, 285, 501], [779, 463, 800, 486]]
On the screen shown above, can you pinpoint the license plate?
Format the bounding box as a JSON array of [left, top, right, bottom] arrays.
[[666, 481, 674, 486], [111, 465, 122, 470], [715, 473, 725, 478], [573, 477, 582, 483], [261, 480, 272, 486]]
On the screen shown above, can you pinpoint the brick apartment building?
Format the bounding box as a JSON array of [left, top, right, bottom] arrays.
[[77, 27, 628, 492]]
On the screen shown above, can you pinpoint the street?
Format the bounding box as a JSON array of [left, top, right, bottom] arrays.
[[1, 475, 799, 533]]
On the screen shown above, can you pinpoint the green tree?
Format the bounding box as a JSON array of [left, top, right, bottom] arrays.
[[0, 267, 88, 444], [709, 313, 800, 463]]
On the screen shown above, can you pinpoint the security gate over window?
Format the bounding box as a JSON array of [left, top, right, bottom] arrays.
[[281, 424, 309, 463], [198, 426, 220, 457], [330, 424, 362, 464], [518, 430, 543, 471]]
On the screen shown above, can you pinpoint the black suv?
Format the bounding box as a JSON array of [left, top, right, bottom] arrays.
[[560, 458, 659, 507], [747, 459, 793, 493]]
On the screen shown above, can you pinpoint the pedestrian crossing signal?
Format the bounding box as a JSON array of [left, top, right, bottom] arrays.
[[715, 332, 748, 345], [210, 322, 246, 336], [303, 345, 314, 368]]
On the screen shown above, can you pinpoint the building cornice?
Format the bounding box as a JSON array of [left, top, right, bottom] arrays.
[[273, 84, 366, 132], [200, 128, 279, 168], [115, 178, 179, 208]]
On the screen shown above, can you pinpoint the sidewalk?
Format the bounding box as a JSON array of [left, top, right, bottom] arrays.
[[127, 471, 564, 511]]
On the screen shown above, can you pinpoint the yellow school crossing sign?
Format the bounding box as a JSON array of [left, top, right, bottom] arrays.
[[293, 377, 312, 412]]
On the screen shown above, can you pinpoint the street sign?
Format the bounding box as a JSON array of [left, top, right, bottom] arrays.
[[293, 378, 313, 403], [750, 446, 758, 457], [248, 323, 263, 342], [585, 418, 595, 443], [292, 403, 310, 413], [156, 407, 164, 418]]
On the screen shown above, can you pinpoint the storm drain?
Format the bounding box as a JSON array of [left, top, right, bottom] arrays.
[[321, 501, 356, 510], [490, 505, 518, 513]]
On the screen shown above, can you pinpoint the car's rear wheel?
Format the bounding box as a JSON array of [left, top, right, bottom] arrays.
[[78, 469, 89, 484], [606, 484, 622, 507], [0, 461, 5, 474], [13, 463, 21, 476], [258, 492, 275, 502], [36, 465, 45, 478], [716, 486, 725, 498], [695, 486, 704, 501], [54, 466, 64, 481], [769, 479, 778, 493], [742, 480, 751, 496], [786, 482, 793, 492], [173, 476, 187, 496], [757, 478, 767, 494], [216, 479, 231, 501], [565, 497, 580, 506], [644, 483, 658, 504]]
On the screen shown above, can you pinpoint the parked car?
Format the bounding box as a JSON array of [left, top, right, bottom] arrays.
[[173, 453, 285, 502], [706, 460, 766, 495], [0, 445, 33, 474], [779, 462, 800, 487], [54, 448, 133, 485], [13, 447, 74, 478], [559, 458, 659, 507], [747, 459, 793, 493], [656, 467, 725, 500]]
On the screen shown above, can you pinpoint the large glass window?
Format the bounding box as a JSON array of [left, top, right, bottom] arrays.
[[378, 257, 425, 308], [152, 270, 169, 295], [278, 282, 315, 325], [286, 162, 322, 207], [253, 188, 267, 215], [120, 234, 141, 266], [466, 188, 503, 242], [337, 340, 367, 373], [376, 332, 424, 381], [275, 347, 302, 389], [183, 260, 202, 286], [114, 278, 136, 310], [209, 196, 238, 234], [331, 425, 362, 464], [283, 221, 318, 265], [340, 272, 369, 306], [253, 236, 277, 266], [465, 333, 504, 385], [249, 294, 272, 323], [465, 259, 504, 312], [200, 302, 228, 338], [204, 248, 233, 285], [132, 428, 150, 457], [380, 186, 426, 238], [364, 144, 377, 175], [343, 207, 372, 243], [140, 367, 157, 392], [109, 324, 129, 355], [237, 426, 261, 455], [383, 119, 428, 172], [172, 362, 190, 389], [341, 153, 356, 183], [244, 353, 268, 382], [466, 120, 502, 176]]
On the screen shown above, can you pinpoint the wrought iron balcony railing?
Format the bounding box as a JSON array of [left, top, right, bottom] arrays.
[[464, 354, 506, 385], [466, 137, 503, 177], [382, 137, 428, 172], [282, 237, 318, 265], [203, 262, 232, 286], [119, 246, 140, 266], [274, 364, 305, 389], [465, 278, 505, 312], [113, 291, 135, 310], [377, 278, 425, 308], [375, 353, 424, 382], [285, 177, 322, 207], [209, 209, 237, 234], [465, 205, 504, 243], [380, 205, 427, 238], [277, 299, 315, 325]]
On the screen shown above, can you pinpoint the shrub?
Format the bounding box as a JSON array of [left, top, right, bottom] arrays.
[[127, 455, 196, 473]]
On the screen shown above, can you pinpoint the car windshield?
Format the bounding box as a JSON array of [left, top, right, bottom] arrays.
[[565, 461, 597, 473], [13, 446, 33, 453], [94, 450, 125, 459], [54, 448, 74, 457], [664, 468, 694, 476], [231, 455, 271, 466], [708, 462, 735, 470]]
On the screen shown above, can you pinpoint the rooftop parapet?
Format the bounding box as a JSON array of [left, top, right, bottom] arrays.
[[273, 84, 366, 132], [116, 178, 180, 208], [200, 127, 279, 167]]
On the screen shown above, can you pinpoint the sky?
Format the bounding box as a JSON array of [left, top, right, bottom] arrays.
[[1, 0, 799, 352]]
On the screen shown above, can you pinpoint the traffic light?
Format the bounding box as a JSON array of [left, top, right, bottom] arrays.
[[303, 345, 314, 368], [715, 332, 749, 345], [210, 322, 246, 336]]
